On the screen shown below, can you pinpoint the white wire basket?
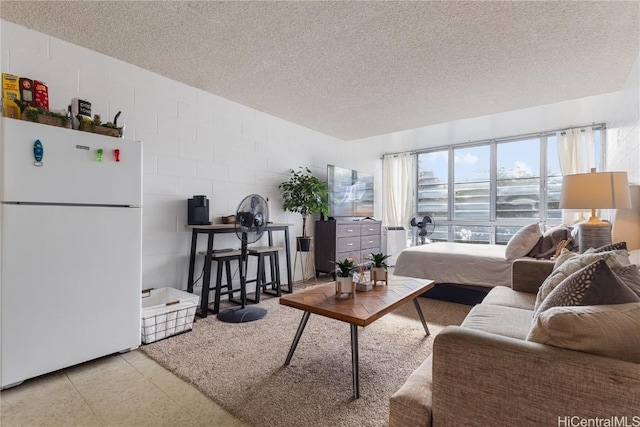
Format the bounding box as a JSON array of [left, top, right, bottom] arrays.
[[141, 287, 199, 344]]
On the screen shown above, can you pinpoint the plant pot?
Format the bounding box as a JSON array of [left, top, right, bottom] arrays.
[[335, 276, 355, 298], [79, 122, 122, 138], [296, 236, 312, 252], [22, 111, 71, 129], [371, 267, 388, 285]]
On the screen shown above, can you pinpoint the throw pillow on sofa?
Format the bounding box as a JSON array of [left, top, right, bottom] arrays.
[[526, 302, 640, 363], [534, 248, 631, 310], [505, 223, 542, 260], [611, 264, 640, 298], [585, 241, 628, 253], [536, 259, 640, 315]]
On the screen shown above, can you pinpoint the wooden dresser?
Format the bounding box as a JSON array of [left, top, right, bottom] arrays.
[[314, 220, 382, 276]]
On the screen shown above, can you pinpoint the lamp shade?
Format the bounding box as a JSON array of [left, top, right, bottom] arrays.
[[560, 171, 632, 210]]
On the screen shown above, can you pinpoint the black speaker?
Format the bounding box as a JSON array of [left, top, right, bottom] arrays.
[[188, 195, 210, 225]]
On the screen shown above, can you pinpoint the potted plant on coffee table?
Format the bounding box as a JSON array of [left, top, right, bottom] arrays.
[[368, 252, 391, 285], [278, 167, 329, 252], [332, 258, 356, 297]]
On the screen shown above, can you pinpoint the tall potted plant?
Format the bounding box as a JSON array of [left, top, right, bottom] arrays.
[[279, 167, 329, 251]]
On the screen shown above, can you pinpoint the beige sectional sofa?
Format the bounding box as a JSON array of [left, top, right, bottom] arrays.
[[389, 258, 640, 427]]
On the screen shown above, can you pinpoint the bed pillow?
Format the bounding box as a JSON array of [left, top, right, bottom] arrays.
[[505, 223, 542, 260], [534, 249, 631, 310], [527, 224, 573, 259], [526, 303, 640, 363]]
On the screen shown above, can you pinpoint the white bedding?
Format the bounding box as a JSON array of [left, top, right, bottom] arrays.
[[393, 242, 512, 288]]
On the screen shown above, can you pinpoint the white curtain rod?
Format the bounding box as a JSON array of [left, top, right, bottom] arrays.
[[381, 123, 606, 159]]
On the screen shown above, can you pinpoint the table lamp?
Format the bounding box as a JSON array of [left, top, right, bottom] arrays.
[[560, 168, 632, 251]]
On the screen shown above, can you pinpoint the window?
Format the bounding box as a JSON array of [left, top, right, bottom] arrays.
[[546, 135, 562, 221], [415, 127, 605, 244], [454, 146, 490, 220], [496, 139, 540, 220], [417, 151, 448, 241]]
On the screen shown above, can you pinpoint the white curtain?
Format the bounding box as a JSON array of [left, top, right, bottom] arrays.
[[382, 153, 416, 227], [557, 127, 596, 224]]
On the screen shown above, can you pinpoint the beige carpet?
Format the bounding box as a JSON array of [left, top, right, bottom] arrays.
[[140, 293, 471, 427]]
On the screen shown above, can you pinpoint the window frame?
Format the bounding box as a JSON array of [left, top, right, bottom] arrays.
[[414, 125, 606, 244]]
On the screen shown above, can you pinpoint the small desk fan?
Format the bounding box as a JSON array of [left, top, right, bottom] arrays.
[[409, 213, 435, 246], [217, 194, 269, 323]]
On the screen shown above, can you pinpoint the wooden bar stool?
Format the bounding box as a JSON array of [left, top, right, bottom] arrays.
[[198, 250, 243, 317], [246, 246, 283, 303]]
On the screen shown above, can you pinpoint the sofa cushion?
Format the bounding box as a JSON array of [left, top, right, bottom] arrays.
[[389, 355, 433, 427], [534, 249, 631, 310], [481, 286, 536, 310], [526, 303, 640, 363], [461, 304, 533, 340], [505, 223, 542, 260], [536, 259, 640, 315]]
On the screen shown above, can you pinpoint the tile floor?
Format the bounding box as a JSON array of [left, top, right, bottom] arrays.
[[0, 275, 335, 427], [0, 349, 247, 427]]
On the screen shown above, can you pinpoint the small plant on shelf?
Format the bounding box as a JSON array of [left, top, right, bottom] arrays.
[[15, 99, 70, 128], [76, 113, 123, 137]]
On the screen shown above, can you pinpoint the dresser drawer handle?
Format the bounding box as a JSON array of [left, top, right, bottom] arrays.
[[366, 240, 373, 244], [347, 243, 353, 246], [367, 228, 374, 231], [347, 229, 354, 232]]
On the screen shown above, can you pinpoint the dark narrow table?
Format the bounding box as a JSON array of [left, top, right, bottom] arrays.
[[186, 223, 293, 313]]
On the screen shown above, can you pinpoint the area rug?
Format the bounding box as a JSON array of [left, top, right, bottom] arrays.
[[141, 295, 471, 427]]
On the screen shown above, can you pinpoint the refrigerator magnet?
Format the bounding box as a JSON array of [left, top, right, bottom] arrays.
[[33, 139, 43, 166]]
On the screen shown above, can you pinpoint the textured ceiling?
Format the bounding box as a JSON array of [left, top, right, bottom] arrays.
[[1, 1, 639, 140]]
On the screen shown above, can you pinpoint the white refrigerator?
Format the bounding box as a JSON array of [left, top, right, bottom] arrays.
[[0, 118, 142, 388]]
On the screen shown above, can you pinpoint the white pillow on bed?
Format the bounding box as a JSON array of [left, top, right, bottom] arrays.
[[505, 223, 542, 260]]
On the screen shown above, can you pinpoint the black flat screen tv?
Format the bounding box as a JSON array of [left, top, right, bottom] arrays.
[[327, 164, 374, 218]]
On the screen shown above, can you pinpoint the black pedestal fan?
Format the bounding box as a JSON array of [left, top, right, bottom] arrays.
[[217, 194, 269, 323], [409, 213, 435, 246]]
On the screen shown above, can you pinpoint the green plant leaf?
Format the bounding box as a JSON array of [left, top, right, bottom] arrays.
[[368, 252, 391, 268], [278, 167, 329, 237]]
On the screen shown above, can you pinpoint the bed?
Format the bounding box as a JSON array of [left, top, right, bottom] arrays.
[[394, 194, 640, 289], [393, 242, 515, 288]]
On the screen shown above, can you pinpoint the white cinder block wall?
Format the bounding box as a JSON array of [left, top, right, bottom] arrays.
[[607, 55, 640, 183], [0, 20, 378, 292]]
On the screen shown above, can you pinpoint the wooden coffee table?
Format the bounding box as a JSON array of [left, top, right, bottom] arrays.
[[279, 275, 435, 399]]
